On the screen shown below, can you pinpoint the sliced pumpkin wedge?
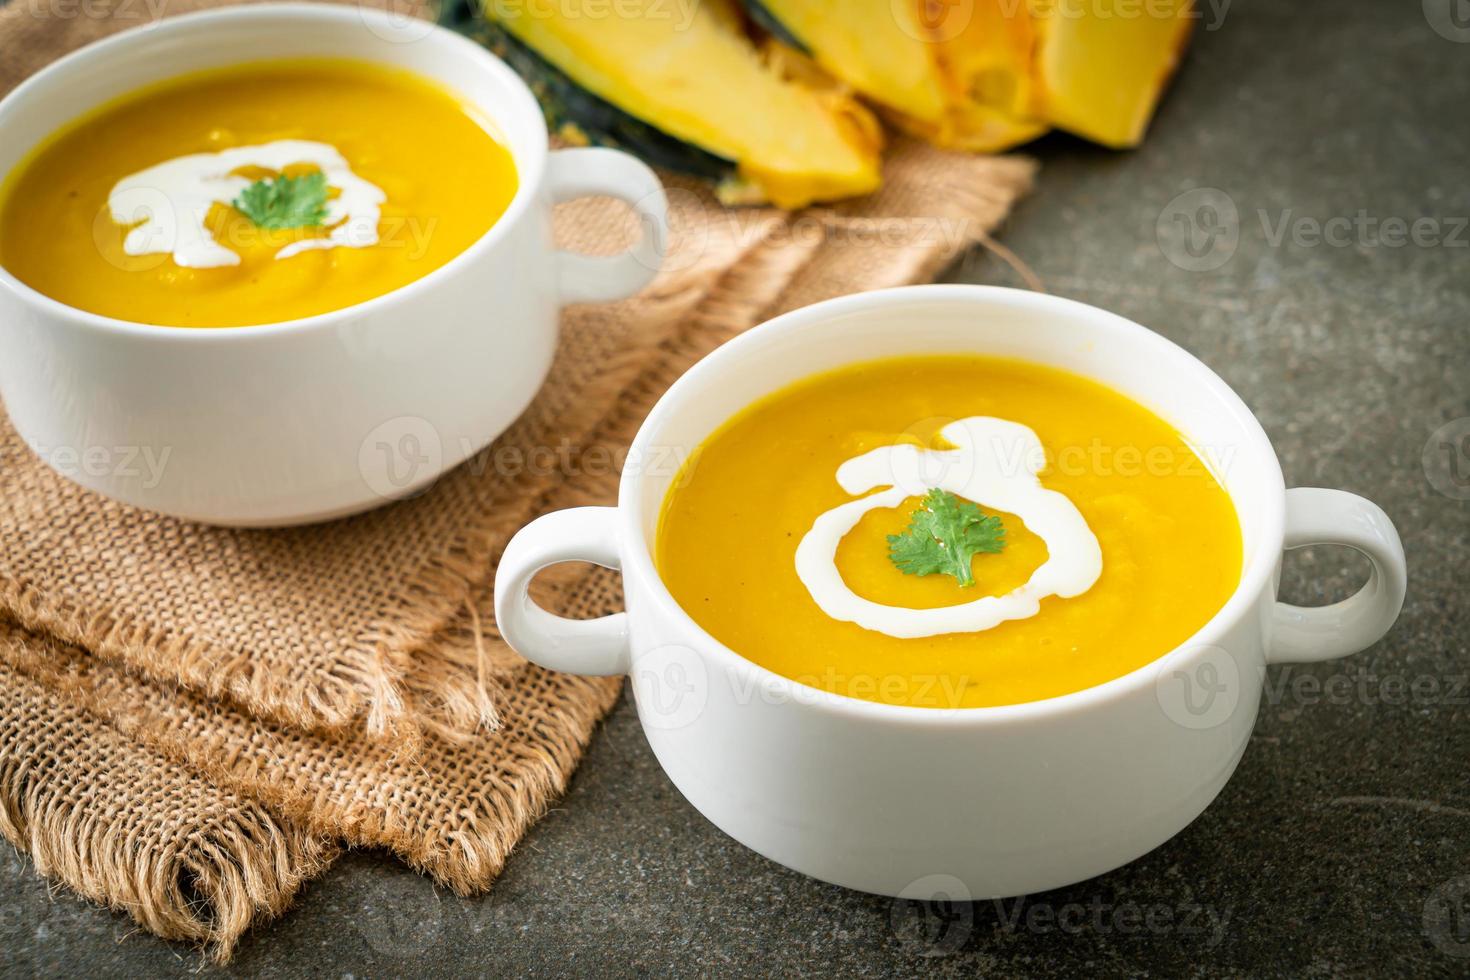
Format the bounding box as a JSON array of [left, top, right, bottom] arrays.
[[482, 0, 881, 208], [1032, 0, 1195, 148], [750, 0, 1048, 153], [747, 0, 951, 123], [938, 0, 1051, 151], [888, 0, 1048, 152]]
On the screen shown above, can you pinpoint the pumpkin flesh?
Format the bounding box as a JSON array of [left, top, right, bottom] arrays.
[[489, 0, 881, 207]]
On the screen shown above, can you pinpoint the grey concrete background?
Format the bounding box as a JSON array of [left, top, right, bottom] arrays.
[[3, 0, 1467, 975]]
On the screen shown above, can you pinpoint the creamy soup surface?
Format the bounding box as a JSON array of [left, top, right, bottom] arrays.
[[657, 356, 1243, 709], [0, 59, 518, 327]]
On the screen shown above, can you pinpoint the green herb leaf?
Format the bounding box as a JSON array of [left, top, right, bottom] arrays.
[[232, 172, 329, 230], [886, 488, 1005, 588]]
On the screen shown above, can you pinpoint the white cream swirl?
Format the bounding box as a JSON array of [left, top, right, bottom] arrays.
[[107, 140, 386, 269], [794, 416, 1102, 639]]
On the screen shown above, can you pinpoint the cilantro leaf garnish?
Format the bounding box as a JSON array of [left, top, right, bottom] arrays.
[[886, 489, 1006, 588], [232, 172, 329, 230]]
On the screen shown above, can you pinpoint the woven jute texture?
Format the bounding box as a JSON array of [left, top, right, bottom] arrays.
[[0, 0, 1036, 961], [0, 657, 337, 959]]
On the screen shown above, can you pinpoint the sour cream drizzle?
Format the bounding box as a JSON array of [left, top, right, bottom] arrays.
[[794, 416, 1103, 639], [107, 140, 386, 269]]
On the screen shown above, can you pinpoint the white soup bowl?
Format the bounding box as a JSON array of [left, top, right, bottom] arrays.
[[495, 285, 1407, 900], [0, 3, 668, 526]]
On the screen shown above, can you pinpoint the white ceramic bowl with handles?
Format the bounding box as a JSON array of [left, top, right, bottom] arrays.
[[495, 285, 1407, 900], [0, 3, 667, 526]]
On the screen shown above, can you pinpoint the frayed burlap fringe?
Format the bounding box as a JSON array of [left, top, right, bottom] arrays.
[[0, 658, 335, 963], [0, 615, 619, 896]]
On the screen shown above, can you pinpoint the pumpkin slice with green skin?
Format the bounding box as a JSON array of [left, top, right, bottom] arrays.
[[746, 0, 950, 124], [748, 0, 1046, 153], [445, 2, 734, 180], [481, 0, 881, 208], [742, 0, 811, 54], [469, 21, 734, 183]]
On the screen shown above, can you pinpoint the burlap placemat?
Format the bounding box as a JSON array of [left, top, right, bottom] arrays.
[[0, 656, 336, 955], [0, 0, 1036, 961]]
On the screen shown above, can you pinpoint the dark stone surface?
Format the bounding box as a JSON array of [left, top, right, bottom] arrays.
[[3, 0, 1467, 975]]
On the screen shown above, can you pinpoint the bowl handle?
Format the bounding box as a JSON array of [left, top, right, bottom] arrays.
[[547, 147, 669, 304], [1266, 487, 1407, 665], [493, 506, 630, 675]]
